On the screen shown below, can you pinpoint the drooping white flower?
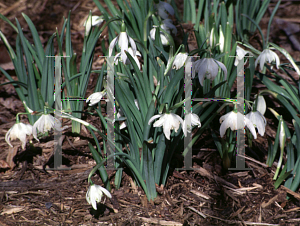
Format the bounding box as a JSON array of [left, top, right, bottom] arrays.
[[219, 111, 257, 139], [246, 111, 266, 136], [148, 113, 186, 140], [86, 91, 107, 106], [255, 48, 280, 71], [150, 19, 177, 46], [32, 114, 56, 141], [108, 25, 137, 65], [234, 46, 253, 66], [172, 52, 188, 70], [86, 184, 112, 210], [155, 0, 174, 19], [5, 122, 33, 150], [84, 14, 104, 36], [183, 113, 201, 134], [193, 58, 227, 86], [253, 95, 266, 115], [114, 47, 141, 70], [114, 99, 139, 130]]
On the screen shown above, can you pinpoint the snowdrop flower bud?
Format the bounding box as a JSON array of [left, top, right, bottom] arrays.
[[219, 111, 257, 139], [5, 122, 33, 150], [86, 91, 107, 106], [209, 28, 216, 48], [279, 119, 286, 152], [192, 58, 227, 86], [86, 184, 112, 210], [84, 14, 104, 36], [32, 114, 56, 141], [148, 113, 185, 140], [219, 25, 224, 52], [253, 95, 266, 115], [255, 48, 280, 71], [172, 52, 188, 70]]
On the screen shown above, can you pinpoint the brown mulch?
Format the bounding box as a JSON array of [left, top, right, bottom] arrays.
[[1, 0, 300, 225]]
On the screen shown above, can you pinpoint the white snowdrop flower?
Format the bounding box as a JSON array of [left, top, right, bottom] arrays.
[[86, 91, 107, 106], [148, 113, 186, 140], [84, 14, 104, 36], [86, 184, 112, 210], [219, 26, 225, 52], [109, 23, 137, 65], [5, 122, 33, 150], [246, 111, 266, 136], [183, 113, 201, 134], [114, 99, 139, 130], [156, 0, 174, 19], [150, 19, 177, 46], [172, 52, 188, 70], [33, 114, 56, 141], [219, 111, 257, 139], [193, 58, 227, 86], [253, 95, 266, 115], [114, 47, 141, 70], [234, 46, 253, 66], [255, 48, 280, 71]]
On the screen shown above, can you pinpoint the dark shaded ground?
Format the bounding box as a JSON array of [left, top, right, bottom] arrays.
[[1, 0, 300, 225]]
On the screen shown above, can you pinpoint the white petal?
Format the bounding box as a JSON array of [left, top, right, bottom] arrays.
[[148, 114, 162, 125], [128, 36, 136, 56], [108, 36, 119, 57], [245, 116, 257, 139]]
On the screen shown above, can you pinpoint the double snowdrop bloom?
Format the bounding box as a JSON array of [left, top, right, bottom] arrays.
[[86, 90, 107, 106], [172, 52, 188, 70], [234, 46, 253, 66], [84, 15, 104, 35], [5, 122, 33, 150], [192, 58, 227, 86], [245, 111, 266, 136], [109, 23, 137, 66], [33, 114, 56, 141], [86, 184, 112, 210], [155, 0, 174, 19], [255, 48, 280, 71], [219, 111, 257, 139], [148, 113, 186, 140], [114, 47, 141, 70], [183, 113, 201, 134], [150, 19, 177, 46]]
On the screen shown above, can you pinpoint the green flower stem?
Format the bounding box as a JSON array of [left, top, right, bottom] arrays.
[[88, 155, 114, 185]]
